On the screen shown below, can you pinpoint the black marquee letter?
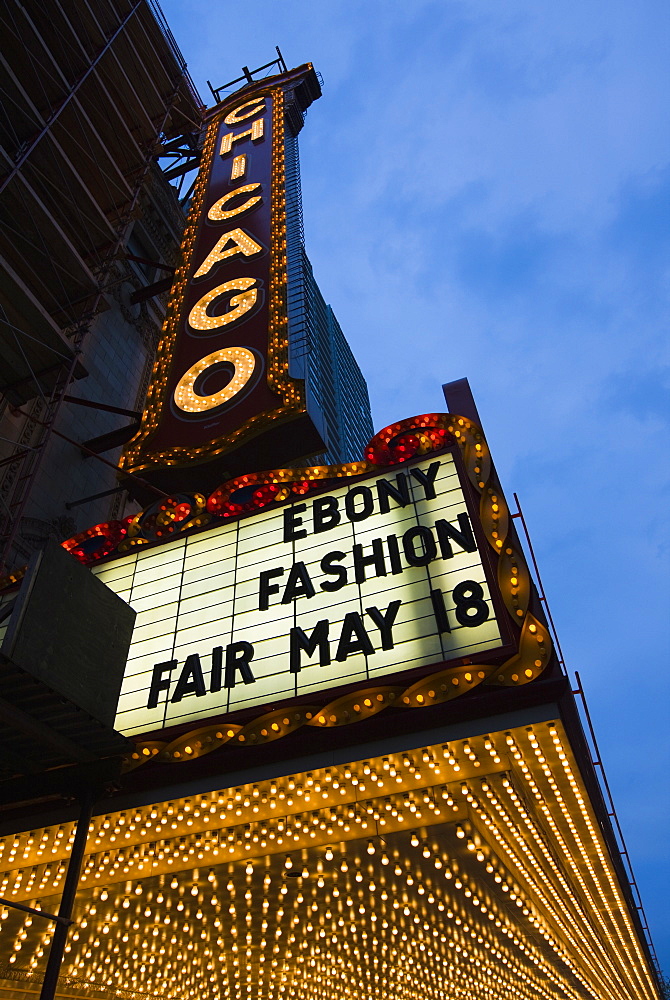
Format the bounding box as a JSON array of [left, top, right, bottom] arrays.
[[353, 538, 387, 583], [211, 646, 223, 692], [224, 641, 255, 688], [259, 566, 285, 610], [430, 588, 452, 633], [344, 486, 374, 522], [283, 503, 307, 542], [385, 533, 403, 574], [365, 600, 402, 650], [171, 654, 206, 703], [410, 462, 440, 500], [320, 551, 348, 591], [402, 525, 437, 566], [289, 620, 331, 673], [313, 495, 341, 533], [376, 473, 410, 513], [281, 562, 316, 603], [148, 660, 176, 709], [435, 514, 477, 558], [335, 612, 375, 661]]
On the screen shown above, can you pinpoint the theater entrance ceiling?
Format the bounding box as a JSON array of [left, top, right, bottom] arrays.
[[0, 721, 658, 1000]]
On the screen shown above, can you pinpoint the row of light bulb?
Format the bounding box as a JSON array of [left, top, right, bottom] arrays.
[[0, 741, 494, 874], [1, 823, 582, 1000]]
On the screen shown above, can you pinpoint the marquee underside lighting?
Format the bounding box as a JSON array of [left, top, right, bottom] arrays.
[[0, 724, 657, 1000]]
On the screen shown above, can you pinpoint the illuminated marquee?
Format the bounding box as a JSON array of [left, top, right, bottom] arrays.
[[94, 455, 511, 737], [120, 66, 324, 495]]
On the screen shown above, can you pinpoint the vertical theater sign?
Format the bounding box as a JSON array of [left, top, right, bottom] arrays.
[[0, 62, 661, 1000], [120, 65, 325, 494]]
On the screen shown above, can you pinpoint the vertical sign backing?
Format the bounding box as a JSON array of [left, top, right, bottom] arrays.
[[121, 65, 324, 496]]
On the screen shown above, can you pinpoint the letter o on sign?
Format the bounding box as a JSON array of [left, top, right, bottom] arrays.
[[173, 347, 258, 414]]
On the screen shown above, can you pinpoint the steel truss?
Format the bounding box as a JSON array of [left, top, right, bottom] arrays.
[[0, 0, 204, 574]]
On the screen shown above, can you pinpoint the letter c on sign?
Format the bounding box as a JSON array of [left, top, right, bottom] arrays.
[[208, 183, 262, 222], [173, 347, 258, 414], [188, 277, 258, 332], [224, 98, 266, 125]]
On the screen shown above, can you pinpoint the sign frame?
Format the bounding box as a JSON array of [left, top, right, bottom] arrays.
[[120, 66, 325, 496], [99, 439, 524, 742]]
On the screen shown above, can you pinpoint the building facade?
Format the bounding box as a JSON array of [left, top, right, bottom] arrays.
[[290, 252, 373, 465], [285, 133, 373, 465], [0, 0, 204, 572]]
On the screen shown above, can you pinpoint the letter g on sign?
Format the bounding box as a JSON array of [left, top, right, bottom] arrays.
[[188, 277, 258, 332]]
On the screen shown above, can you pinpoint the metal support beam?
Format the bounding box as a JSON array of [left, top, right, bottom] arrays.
[[39, 792, 95, 1000], [65, 485, 127, 510], [62, 394, 141, 419], [162, 158, 201, 181], [129, 275, 174, 303], [130, 275, 174, 302], [121, 253, 176, 274], [0, 1, 144, 197], [50, 426, 165, 497], [80, 420, 141, 454], [0, 897, 73, 928]]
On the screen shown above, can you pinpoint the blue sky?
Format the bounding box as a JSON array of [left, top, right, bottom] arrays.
[[160, 0, 670, 969]]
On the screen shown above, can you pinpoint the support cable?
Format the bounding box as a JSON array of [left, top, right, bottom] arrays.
[[512, 492, 566, 669], [572, 671, 661, 978]]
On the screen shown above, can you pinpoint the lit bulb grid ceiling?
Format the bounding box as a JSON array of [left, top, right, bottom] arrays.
[[0, 723, 658, 1000]]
